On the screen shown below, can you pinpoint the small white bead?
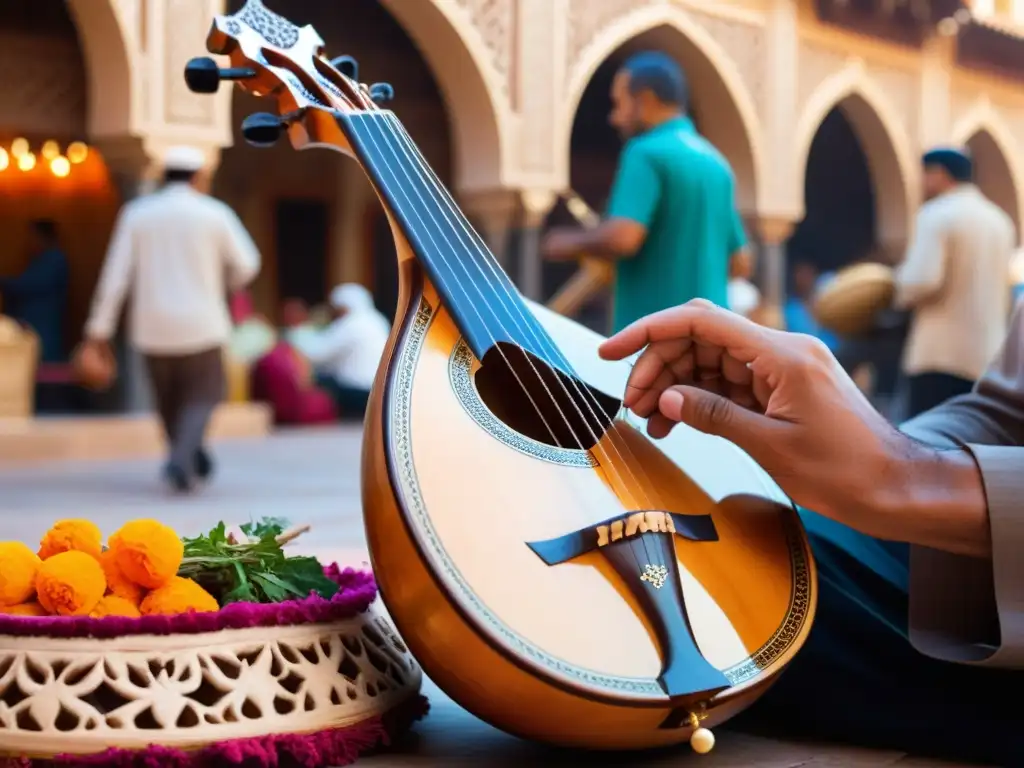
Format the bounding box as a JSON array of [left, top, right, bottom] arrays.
[[690, 727, 715, 755]]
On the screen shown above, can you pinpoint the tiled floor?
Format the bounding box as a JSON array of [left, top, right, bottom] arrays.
[[0, 428, 966, 766]]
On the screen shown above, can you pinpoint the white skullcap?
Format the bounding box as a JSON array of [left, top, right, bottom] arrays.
[[329, 283, 374, 311], [164, 145, 206, 173]]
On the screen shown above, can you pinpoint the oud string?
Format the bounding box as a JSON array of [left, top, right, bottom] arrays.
[[358, 114, 653, 516], [369, 113, 664, 571], [381, 115, 663, 510], [378, 118, 661, 569]]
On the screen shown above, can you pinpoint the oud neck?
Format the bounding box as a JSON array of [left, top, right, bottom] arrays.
[[338, 111, 569, 375]]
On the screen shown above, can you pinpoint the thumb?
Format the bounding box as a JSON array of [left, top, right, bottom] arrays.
[[659, 386, 779, 454]]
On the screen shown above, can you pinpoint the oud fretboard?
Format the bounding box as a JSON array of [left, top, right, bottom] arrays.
[[339, 111, 572, 377]]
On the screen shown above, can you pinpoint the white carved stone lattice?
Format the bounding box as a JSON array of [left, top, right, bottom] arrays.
[[453, 0, 515, 95], [566, 0, 640, 74], [683, 7, 768, 116], [797, 43, 850, 116], [0, 603, 421, 757]]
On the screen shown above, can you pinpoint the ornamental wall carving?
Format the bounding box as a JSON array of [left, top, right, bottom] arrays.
[[453, 0, 515, 98]]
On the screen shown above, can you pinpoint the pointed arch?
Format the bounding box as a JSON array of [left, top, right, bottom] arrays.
[[378, 0, 508, 195], [795, 62, 916, 252], [66, 0, 135, 139], [561, 5, 765, 213], [953, 100, 1023, 236]]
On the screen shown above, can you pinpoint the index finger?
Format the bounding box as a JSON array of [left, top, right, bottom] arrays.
[[598, 302, 768, 365]]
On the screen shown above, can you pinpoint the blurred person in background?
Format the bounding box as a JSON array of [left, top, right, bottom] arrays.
[[290, 283, 389, 420], [82, 146, 261, 492], [727, 246, 761, 318], [895, 147, 1017, 418], [540, 51, 749, 332], [228, 291, 276, 365], [784, 261, 839, 351], [0, 219, 69, 363]]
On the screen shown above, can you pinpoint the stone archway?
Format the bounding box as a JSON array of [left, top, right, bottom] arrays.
[[376, 0, 507, 195], [794, 63, 915, 257], [65, 0, 134, 140], [561, 5, 765, 214], [953, 105, 1023, 240]]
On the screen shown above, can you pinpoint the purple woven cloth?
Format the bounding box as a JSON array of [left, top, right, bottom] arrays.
[[0, 565, 376, 638]]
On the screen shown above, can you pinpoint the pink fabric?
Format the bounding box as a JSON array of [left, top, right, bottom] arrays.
[[1, 694, 429, 767], [251, 343, 336, 425], [229, 291, 254, 324], [0, 565, 374, 639]]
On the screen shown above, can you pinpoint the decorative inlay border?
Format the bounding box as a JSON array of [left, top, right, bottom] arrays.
[[391, 299, 812, 699], [448, 339, 597, 468]]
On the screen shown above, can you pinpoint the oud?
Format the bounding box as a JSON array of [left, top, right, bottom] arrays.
[[185, 1, 816, 754]]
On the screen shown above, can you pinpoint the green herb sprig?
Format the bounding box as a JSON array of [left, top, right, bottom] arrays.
[[178, 517, 340, 605]]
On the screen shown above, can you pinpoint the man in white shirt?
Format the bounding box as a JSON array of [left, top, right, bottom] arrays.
[[84, 146, 261, 491], [288, 283, 389, 420], [895, 146, 1017, 417]]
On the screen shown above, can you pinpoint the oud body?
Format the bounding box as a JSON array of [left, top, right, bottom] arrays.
[[191, 2, 817, 751], [364, 255, 816, 750]]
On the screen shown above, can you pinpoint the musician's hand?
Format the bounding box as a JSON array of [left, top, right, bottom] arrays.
[[597, 300, 949, 530], [541, 229, 583, 261]]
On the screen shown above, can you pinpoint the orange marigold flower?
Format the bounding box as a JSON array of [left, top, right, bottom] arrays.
[[35, 551, 106, 616], [0, 542, 42, 606], [90, 594, 142, 619], [108, 520, 183, 589], [0, 601, 47, 617], [98, 550, 144, 604], [140, 577, 219, 616], [38, 519, 103, 560]]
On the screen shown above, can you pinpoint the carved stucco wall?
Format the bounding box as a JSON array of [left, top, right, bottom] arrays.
[[552, 0, 769, 211], [65, 0, 1024, 215]]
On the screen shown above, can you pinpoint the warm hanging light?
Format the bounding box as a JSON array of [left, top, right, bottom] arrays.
[[0, 148, 8, 172], [41, 140, 60, 160], [11, 138, 29, 158], [67, 142, 88, 164], [17, 152, 36, 172], [50, 155, 71, 178]]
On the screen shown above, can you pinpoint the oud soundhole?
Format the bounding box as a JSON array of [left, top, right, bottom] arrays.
[[473, 343, 619, 451]]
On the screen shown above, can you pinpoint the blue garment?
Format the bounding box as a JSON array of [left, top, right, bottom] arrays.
[[0, 248, 69, 362], [733, 509, 1023, 765], [783, 298, 839, 351]]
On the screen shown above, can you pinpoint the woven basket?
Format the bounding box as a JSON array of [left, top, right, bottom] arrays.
[[0, 317, 38, 419], [0, 568, 425, 766]]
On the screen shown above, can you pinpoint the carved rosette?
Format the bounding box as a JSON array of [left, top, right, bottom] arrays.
[[0, 603, 422, 757]]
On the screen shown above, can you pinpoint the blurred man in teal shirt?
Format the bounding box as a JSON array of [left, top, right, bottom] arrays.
[[542, 51, 749, 332]]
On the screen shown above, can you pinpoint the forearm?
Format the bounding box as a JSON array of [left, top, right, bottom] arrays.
[[564, 225, 638, 260], [867, 439, 990, 558]]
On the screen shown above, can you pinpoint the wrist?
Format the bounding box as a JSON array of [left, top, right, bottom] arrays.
[[869, 436, 990, 557]]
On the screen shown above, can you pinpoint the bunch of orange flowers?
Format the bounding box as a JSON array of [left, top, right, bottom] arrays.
[[0, 519, 220, 618]]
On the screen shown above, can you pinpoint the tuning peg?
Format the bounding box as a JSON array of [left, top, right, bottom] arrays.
[[369, 82, 395, 104], [330, 55, 359, 81], [184, 56, 257, 94], [241, 113, 285, 147]]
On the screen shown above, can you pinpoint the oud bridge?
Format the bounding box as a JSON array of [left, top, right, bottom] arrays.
[[527, 509, 731, 702]]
